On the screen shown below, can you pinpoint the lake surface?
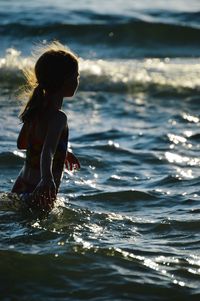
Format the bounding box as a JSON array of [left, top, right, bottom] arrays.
[[0, 0, 200, 300]]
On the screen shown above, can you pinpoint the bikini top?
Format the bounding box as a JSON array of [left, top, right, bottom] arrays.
[[25, 115, 68, 171]]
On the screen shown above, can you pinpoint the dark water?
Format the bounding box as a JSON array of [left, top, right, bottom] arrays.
[[0, 0, 200, 300]]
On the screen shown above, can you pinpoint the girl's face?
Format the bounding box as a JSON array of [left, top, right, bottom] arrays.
[[62, 70, 80, 97]]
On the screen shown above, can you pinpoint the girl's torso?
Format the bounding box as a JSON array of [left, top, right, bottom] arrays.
[[22, 110, 68, 187]]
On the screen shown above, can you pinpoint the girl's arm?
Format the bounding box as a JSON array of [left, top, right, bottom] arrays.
[[33, 111, 67, 206]]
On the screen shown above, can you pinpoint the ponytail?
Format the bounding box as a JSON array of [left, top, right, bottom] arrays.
[[19, 84, 45, 123]]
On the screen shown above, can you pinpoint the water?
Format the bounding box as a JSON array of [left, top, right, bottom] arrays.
[[0, 0, 200, 300]]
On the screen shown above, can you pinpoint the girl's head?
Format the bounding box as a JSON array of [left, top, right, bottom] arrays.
[[20, 41, 79, 122], [35, 48, 79, 96]]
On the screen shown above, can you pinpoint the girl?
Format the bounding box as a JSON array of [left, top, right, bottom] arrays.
[[11, 41, 80, 209]]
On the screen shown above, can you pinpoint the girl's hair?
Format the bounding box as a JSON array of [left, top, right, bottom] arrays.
[[20, 41, 78, 123]]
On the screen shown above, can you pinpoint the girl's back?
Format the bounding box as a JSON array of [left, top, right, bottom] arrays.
[[26, 109, 68, 177], [26, 112, 50, 170]]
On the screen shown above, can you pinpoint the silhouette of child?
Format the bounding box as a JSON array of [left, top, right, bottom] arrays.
[[11, 41, 80, 209]]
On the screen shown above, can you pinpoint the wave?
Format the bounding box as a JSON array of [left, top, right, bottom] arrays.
[[147, 10, 200, 28], [1, 4, 200, 59], [150, 218, 200, 233], [0, 49, 200, 96], [77, 190, 155, 202], [0, 151, 25, 167], [1, 20, 200, 46]]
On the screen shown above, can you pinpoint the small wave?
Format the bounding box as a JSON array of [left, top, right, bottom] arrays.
[[73, 129, 129, 143], [78, 190, 155, 202], [1, 49, 200, 96], [148, 10, 200, 29], [134, 217, 200, 239], [1, 20, 200, 47], [188, 133, 200, 141], [154, 175, 184, 186], [0, 192, 22, 211], [0, 151, 24, 167]]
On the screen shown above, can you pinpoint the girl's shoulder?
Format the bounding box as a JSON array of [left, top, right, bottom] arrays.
[[54, 109, 67, 122], [57, 109, 67, 119], [49, 109, 67, 128]]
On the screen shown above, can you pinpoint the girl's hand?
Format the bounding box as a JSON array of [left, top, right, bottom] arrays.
[[32, 178, 57, 209], [65, 151, 81, 171]]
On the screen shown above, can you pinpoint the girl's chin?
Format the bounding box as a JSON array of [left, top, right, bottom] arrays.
[[65, 89, 77, 97], [65, 92, 75, 98]]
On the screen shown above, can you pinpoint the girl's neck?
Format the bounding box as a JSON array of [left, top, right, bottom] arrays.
[[44, 91, 64, 110]]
